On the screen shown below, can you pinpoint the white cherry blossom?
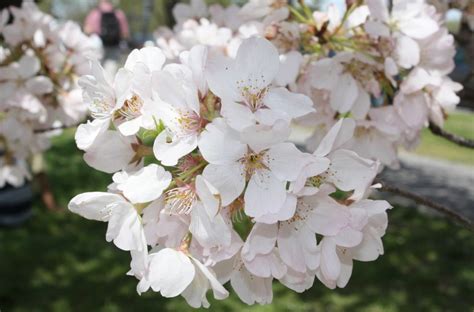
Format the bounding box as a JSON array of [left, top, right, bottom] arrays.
[[206, 37, 314, 131]]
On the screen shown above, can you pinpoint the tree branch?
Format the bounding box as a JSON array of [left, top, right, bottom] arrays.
[[375, 179, 474, 231], [428, 121, 474, 149]]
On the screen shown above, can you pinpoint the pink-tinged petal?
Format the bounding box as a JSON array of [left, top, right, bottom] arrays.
[[264, 87, 315, 120], [18, 54, 40, 79], [117, 164, 171, 204], [192, 258, 229, 300], [274, 51, 303, 87], [68, 192, 124, 221], [180, 45, 209, 95], [384, 57, 399, 79], [128, 62, 153, 100], [314, 118, 356, 157], [266, 142, 309, 182], [0, 81, 15, 101], [25, 76, 53, 95], [142, 198, 164, 246], [166, 63, 200, 112], [230, 262, 273, 305], [244, 170, 287, 218], [351, 227, 384, 261], [221, 100, 256, 131], [195, 175, 220, 218], [234, 37, 279, 90], [155, 213, 190, 248], [153, 131, 198, 166], [278, 222, 315, 273], [327, 149, 378, 194], [205, 53, 240, 101], [148, 248, 195, 297], [254, 108, 288, 127], [307, 196, 349, 236], [190, 202, 231, 248], [83, 131, 136, 174], [240, 121, 290, 153], [124, 47, 165, 72], [320, 237, 341, 282], [336, 251, 353, 288], [330, 74, 358, 113], [151, 67, 194, 111], [366, 0, 389, 22], [351, 89, 371, 120], [243, 251, 287, 279], [242, 223, 278, 261], [394, 93, 428, 130], [180, 271, 209, 308], [349, 207, 370, 230], [211, 256, 236, 285], [279, 268, 315, 293], [346, 5, 370, 28], [75, 118, 109, 151], [350, 199, 392, 216], [205, 230, 244, 265], [334, 227, 363, 248], [291, 157, 330, 194], [254, 194, 297, 224], [117, 116, 143, 136], [311, 58, 341, 90], [399, 16, 439, 40], [106, 201, 147, 251], [198, 118, 247, 165], [364, 20, 390, 37], [400, 67, 434, 94], [202, 163, 245, 206], [395, 35, 420, 69], [113, 68, 134, 108]]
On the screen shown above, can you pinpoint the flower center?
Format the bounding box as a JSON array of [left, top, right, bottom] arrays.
[[118, 94, 143, 120], [175, 110, 201, 137], [90, 99, 114, 119], [240, 151, 269, 180], [343, 60, 380, 95], [164, 185, 197, 215], [237, 80, 268, 112], [271, 0, 287, 9]]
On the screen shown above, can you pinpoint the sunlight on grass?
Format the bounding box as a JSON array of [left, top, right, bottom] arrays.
[[413, 111, 474, 166]]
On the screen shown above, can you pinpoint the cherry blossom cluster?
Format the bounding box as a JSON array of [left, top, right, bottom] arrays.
[[155, 0, 463, 169], [69, 37, 392, 307], [0, 2, 102, 187]]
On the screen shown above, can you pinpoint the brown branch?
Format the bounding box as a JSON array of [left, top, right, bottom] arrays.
[[33, 124, 76, 134], [428, 121, 474, 149], [376, 179, 474, 231]]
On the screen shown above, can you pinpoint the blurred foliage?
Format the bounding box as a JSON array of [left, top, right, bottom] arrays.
[[0, 129, 473, 311], [414, 111, 474, 166]]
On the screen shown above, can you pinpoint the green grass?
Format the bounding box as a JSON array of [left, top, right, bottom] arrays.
[[413, 111, 474, 166], [0, 129, 473, 311]]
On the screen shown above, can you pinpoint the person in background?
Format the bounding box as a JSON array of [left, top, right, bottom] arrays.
[[84, 0, 130, 75]]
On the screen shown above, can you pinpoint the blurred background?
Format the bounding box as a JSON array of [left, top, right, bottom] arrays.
[[0, 0, 473, 311]]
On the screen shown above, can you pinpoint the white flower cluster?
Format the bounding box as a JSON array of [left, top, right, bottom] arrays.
[[69, 36, 392, 307], [156, 0, 462, 169], [0, 2, 102, 187]]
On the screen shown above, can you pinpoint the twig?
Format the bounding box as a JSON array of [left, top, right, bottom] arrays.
[[33, 124, 76, 134], [375, 179, 474, 231], [428, 121, 474, 149]]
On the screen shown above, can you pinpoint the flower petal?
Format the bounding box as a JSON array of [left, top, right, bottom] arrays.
[[148, 248, 195, 297], [117, 164, 171, 204], [68, 192, 124, 221], [244, 170, 287, 218]]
